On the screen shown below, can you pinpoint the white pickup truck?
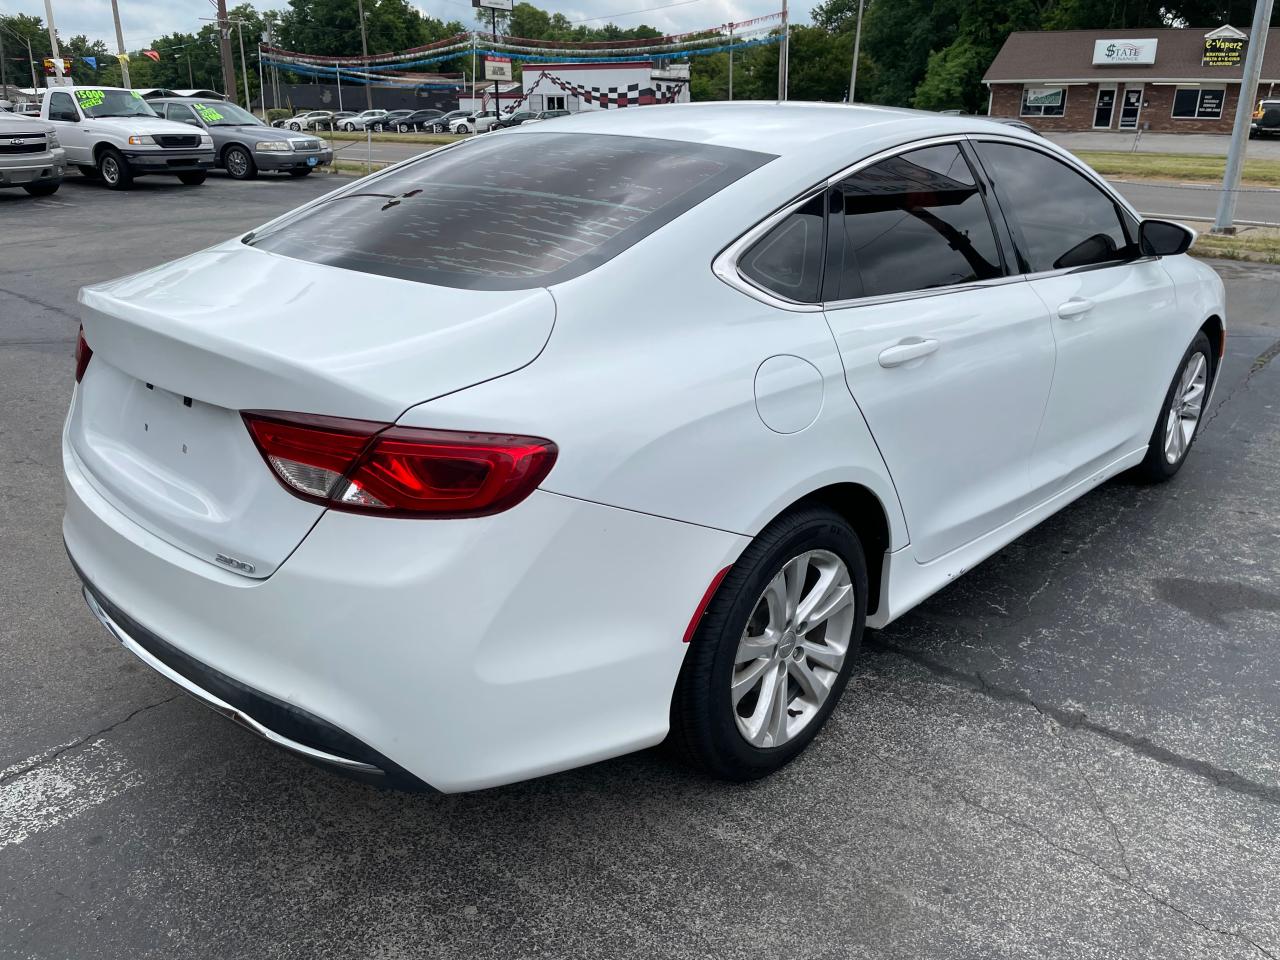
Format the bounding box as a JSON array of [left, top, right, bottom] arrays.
[[42, 86, 215, 189]]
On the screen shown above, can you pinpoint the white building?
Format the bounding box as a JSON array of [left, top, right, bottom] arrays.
[[518, 61, 690, 112]]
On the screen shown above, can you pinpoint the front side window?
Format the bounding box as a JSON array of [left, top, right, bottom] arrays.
[[738, 194, 826, 303], [248, 132, 772, 290], [974, 141, 1137, 273], [73, 88, 157, 119], [1021, 86, 1067, 117], [1172, 87, 1225, 119], [48, 91, 77, 122], [834, 143, 1003, 301], [164, 102, 198, 124]]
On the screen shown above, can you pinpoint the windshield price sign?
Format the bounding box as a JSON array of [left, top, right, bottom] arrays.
[[75, 89, 105, 109]]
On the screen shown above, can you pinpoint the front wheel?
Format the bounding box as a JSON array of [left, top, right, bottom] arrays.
[[177, 171, 207, 185], [343, 122, 355, 131], [288, 122, 301, 131], [23, 179, 61, 196], [98, 148, 133, 190], [454, 123, 469, 134], [671, 506, 867, 781], [1135, 330, 1213, 482], [398, 123, 410, 132], [223, 145, 257, 180]]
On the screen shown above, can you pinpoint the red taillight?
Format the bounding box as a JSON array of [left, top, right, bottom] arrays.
[[74, 326, 92, 383], [242, 410, 557, 518]]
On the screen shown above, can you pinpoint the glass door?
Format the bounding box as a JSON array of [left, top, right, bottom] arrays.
[[1119, 86, 1143, 129], [1094, 87, 1116, 128]]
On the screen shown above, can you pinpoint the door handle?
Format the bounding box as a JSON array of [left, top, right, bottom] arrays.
[[878, 337, 939, 368], [1057, 297, 1095, 320]]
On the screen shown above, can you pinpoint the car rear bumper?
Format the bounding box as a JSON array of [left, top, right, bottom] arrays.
[[122, 149, 214, 173], [63, 422, 747, 792], [255, 150, 332, 171]]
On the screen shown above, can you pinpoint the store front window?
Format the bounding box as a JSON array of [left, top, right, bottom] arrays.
[[1021, 86, 1067, 117]]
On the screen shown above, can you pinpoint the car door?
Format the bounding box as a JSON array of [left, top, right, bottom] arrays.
[[46, 90, 88, 165], [971, 139, 1179, 499], [819, 141, 1056, 563]]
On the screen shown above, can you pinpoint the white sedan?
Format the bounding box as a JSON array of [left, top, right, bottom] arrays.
[[63, 104, 1224, 792]]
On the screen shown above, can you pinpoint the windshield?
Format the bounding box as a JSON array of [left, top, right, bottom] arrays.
[[247, 132, 773, 290], [192, 101, 260, 126], [75, 89, 157, 119]]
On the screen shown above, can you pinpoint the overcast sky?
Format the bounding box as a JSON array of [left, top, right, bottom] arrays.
[[1, 0, 805, 50]]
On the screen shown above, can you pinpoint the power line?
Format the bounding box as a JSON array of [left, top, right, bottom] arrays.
[[566, 0, 707, 24]]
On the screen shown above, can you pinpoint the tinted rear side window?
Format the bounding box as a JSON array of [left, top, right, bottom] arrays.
[[738, 194, 827, 303], [974, 141, 1136, 273], [835, 143, 1003, 301], [247, 132, 772, 290]]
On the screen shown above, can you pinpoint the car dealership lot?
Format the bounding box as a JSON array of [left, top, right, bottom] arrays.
[[2, 178, 1280, 958]]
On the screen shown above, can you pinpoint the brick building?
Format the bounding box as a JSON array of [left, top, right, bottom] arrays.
[[984, 25, 1280, 133]]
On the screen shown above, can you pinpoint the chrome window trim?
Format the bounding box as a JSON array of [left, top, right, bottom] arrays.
[[823, 274, 1026, 312]]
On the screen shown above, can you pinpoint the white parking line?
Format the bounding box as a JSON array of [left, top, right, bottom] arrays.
[[0, 740, 142, 850]]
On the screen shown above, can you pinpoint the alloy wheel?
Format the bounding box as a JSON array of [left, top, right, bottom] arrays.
[[1164, 351, 1207, 464], [226, 149, 249, 178], [731, 550, 855, 749], [101, 156, 119, 185]]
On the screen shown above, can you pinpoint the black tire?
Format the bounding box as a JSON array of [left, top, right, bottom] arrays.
[[343, 122, 355, 131], [288, 168, 313, 177], [177, 171, 207, 185], [76, 164, 100, 179], [670, 505, 868, 781], [98, 148, 132, 190], [398, 123, 410, 132], [223, 145, 257, 180], [1134, 330, 1214, 483], [288, 121, 301, 131], [23, 179, 61, 196], [454, 123, 469, 134]]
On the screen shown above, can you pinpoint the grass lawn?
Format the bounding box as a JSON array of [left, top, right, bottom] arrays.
[[324, 130, 465, 145], [1076, 150, 1280, 188], [1191, 225, 1280, 264]]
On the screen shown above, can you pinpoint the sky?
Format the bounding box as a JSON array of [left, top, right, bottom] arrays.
[[0, 0, 804, 51]]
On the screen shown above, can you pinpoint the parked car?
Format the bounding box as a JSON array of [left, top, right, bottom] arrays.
[[340, 109, 388, 132], [388, 109, 445, 132], [431, 109, 472, 132], [492, 109, 540, 130], [521, 109, 571, 125], [153, 98, 333, 179], [989, 117, 1039, 135], [64, 105, 1224, 792], [41, 86, 213, 189], [14, 101, 43, 117], [285, 111, 333, 131], [1251, 99, 1280, 138], [450, 109, 500, 134], [0, 110, 66, 195], [370, 109, 414, 132]]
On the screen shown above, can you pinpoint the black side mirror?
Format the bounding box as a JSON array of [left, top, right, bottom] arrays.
[[1140, 219, 1195, 257]]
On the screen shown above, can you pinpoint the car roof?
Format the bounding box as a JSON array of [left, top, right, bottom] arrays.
[[502, 101, 1036, 157]]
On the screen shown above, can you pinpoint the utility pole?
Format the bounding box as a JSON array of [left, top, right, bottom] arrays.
[[215, 0, 236, 101], [42, 0, 64, 79], [26, 39, 38, 90], [1213, 0, 1274, 234], [727, 21, 733, 101], [847, 0, 864, 103], [256, 44, 265, 118], [491, 7, 499, 115], [234, 19, 250, 108], [356, 0, 372, 111], [109, 0, 130, 86], [1, 25, 9, 97], [776, 0, 789, 101]]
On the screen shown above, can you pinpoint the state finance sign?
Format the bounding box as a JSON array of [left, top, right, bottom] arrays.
[[1203, 36, 1246, 67], [1092, 38, 1158, 65], [485, 57, 513, 82]]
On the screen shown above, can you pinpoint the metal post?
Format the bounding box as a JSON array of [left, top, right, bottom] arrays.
[[727, 22, 733, 101], [1, 26, 9, 96], [491, 9, 500, 119], [336, 63, 343, 112], [109, 0, 130, 86], [42, 0, 64, 79], [776, 0, 789, 101], [1213, 0, 1275, 234], [235, 20, 250, 108], [185, 52, 193, 87], [26, 39, 38, 91], [356, 0, 372, 111], [847, 0, 864, 103], [257, 45, 265, 118]]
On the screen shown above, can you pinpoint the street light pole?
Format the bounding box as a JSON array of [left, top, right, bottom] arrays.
[[847, 0, 864, 103], [728, 21, 733, 101], [1212, 0, 1275, 234], [41, 0, 64, 79], [356, 0, 373, 111], [235, 19, 250, 108]]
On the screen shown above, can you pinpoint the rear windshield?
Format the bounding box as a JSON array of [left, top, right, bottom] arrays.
[[246, 132, 772, 290]]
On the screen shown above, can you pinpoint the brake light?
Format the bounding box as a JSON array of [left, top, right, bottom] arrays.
[[74, 326, 92, 383], [242, 411, 557, 518]]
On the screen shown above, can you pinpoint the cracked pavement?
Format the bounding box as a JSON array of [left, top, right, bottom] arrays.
[[2, 177, 1280, 959]]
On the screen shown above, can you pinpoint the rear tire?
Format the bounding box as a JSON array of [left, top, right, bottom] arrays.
[[288, 168, 313, 177], [671, 506, 867, 781], [23, 179, 61, 196], [224, 145, 257, 180], [177, 171, 207, 185], [98, 148, 132, 190], [1135, 331, 1214, 482], [454, 123, 469, 134], [398, 123, 410, 132]]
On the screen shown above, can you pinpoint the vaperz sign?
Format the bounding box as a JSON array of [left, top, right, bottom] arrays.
[[1093, 39, 1158, 65], [1203, 36, 1245, 66], [485, 57, 512, 82]]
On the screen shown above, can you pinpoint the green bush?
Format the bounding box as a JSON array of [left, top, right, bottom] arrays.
[[267, 108, 293, 125]]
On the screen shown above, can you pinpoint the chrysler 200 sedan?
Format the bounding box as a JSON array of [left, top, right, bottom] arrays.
[[63, 103, 1225, 792]]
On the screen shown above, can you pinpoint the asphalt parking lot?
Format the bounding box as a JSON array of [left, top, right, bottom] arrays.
[[2, 173, 1280, 959]]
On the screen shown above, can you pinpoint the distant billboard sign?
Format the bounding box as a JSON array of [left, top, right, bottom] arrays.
[[472, 0, 513, 10], [485, 57, 512, 82], [1093, 39, 1158, 65]]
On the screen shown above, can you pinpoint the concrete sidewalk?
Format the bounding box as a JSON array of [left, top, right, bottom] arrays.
[[1046, 130, 1280, 158]]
